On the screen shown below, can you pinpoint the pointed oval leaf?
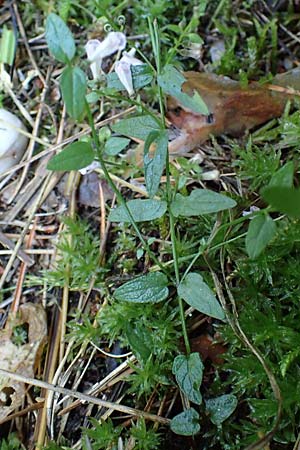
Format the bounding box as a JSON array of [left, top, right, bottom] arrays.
[[144, 130, 168, 197], [178, 272, 225, 321], [45, 13, 75, 63], [172, 353, 204, 405], [268, 161, 294, 188], [246, 214, 276, 259], [104, 137, 130, 156], [206, 394, 238, 426], [170, 408, 200, 436], [111, 115, 161, 141], [261, 186, 300, 218], [60, 66, 87, 120], [158, 65, 209, 115], [125, 322, 151, 362], [109, 199, 167, 223], [114, 272, 169, 303], [171, 189, 236, 217], [47, 142, 94, 171]]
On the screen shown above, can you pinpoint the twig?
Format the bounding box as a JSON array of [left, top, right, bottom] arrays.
[[58, 355, 136, 415], [9, 68, 51, 203], [0, 174, 52, 289], [0, 230, 33, 265], [12, 2, 46, 86], [0, 107, 136, 179], [0, 368, 170, 425], [10, 218, 37, 315], [0, 400, 44, 425]]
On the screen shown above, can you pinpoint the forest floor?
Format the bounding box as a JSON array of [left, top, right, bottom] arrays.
[[1, 1, 300, 449]]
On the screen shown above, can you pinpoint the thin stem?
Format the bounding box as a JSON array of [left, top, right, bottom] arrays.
[[97, 90, 162, 126], [151, 19, 190, 354], [85, 103, 168, 276]]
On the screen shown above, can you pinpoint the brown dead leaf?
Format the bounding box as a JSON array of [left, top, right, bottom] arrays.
[[0, 303, 47, 420], [78, 172, 114, 207], [168, 68, 300, 154], [190, 334, 227, 365]]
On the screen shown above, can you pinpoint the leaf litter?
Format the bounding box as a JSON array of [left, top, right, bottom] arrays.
[[1, 1, 300, 449]]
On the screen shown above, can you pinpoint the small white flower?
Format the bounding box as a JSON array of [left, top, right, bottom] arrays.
[[114, 48, 143, 96], [79, 160, 100, 175], [85, 32, 127, 80], [242, 205, 260, 217], [85, 39, 103, 80], [119, 48, 143, 66]]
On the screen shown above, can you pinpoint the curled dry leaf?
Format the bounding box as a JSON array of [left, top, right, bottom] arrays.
[[0, 303, 47, 420], [124, 68, 300, 166], [168, 68, 300, 154]]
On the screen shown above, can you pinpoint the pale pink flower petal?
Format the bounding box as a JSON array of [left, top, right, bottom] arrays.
[[88, 32, 126, 62], [115, 61, 134, 96], [114, 48, 143, 96], [85, 33, 127, 80]]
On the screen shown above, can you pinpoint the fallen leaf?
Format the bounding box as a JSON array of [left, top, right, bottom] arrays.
[[190, 334, 226, 365], [78, 172, 114, 207], [168, 68, 300, 154], [0, 303, 47, 420]]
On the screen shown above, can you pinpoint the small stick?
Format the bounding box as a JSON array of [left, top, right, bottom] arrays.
[[12, 2, 46, 87], [0, 368, 170, 425], [0, 230, 33, 266]]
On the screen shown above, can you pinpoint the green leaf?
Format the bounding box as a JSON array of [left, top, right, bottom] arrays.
[[198, 0, 209, 15], [86, 91, 100, 104], [60, 66, 87, 120], [172, 353, 204, 404], [144, 130, 168, 197], [0, 26, 16, 65], [178, 272, 225, 321], [165, 24, 182, 34], [104, 137, 130, 156], [268, 161, 294, 188], [171, 189, 236, 217], [261, 186, 300, 218], [111, 115, 161, 141], [205, 394, 238, 426], [45, 13, 75, 63], [47, 142, 94, 171], [280, 347, 300, 377], [246, 214, 276, 259], [114, 272, 169, 304], [108, 199, 167, 222], [170, 408, 200, 436], [186, 32, 204, 44], [107, 64, 154, 91], [125, 322, 151, 361], [158, 65, 209, 115]]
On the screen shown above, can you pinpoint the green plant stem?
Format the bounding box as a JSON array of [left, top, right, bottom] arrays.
[[151, 19, 190, 354], [85, 103, 168, 276], [165, 20, 195, 66], [182, 208, 276, 281], [101, 91, 161, 126]]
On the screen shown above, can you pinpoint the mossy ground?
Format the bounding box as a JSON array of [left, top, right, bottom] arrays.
[[1, 1, 300, 449]]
